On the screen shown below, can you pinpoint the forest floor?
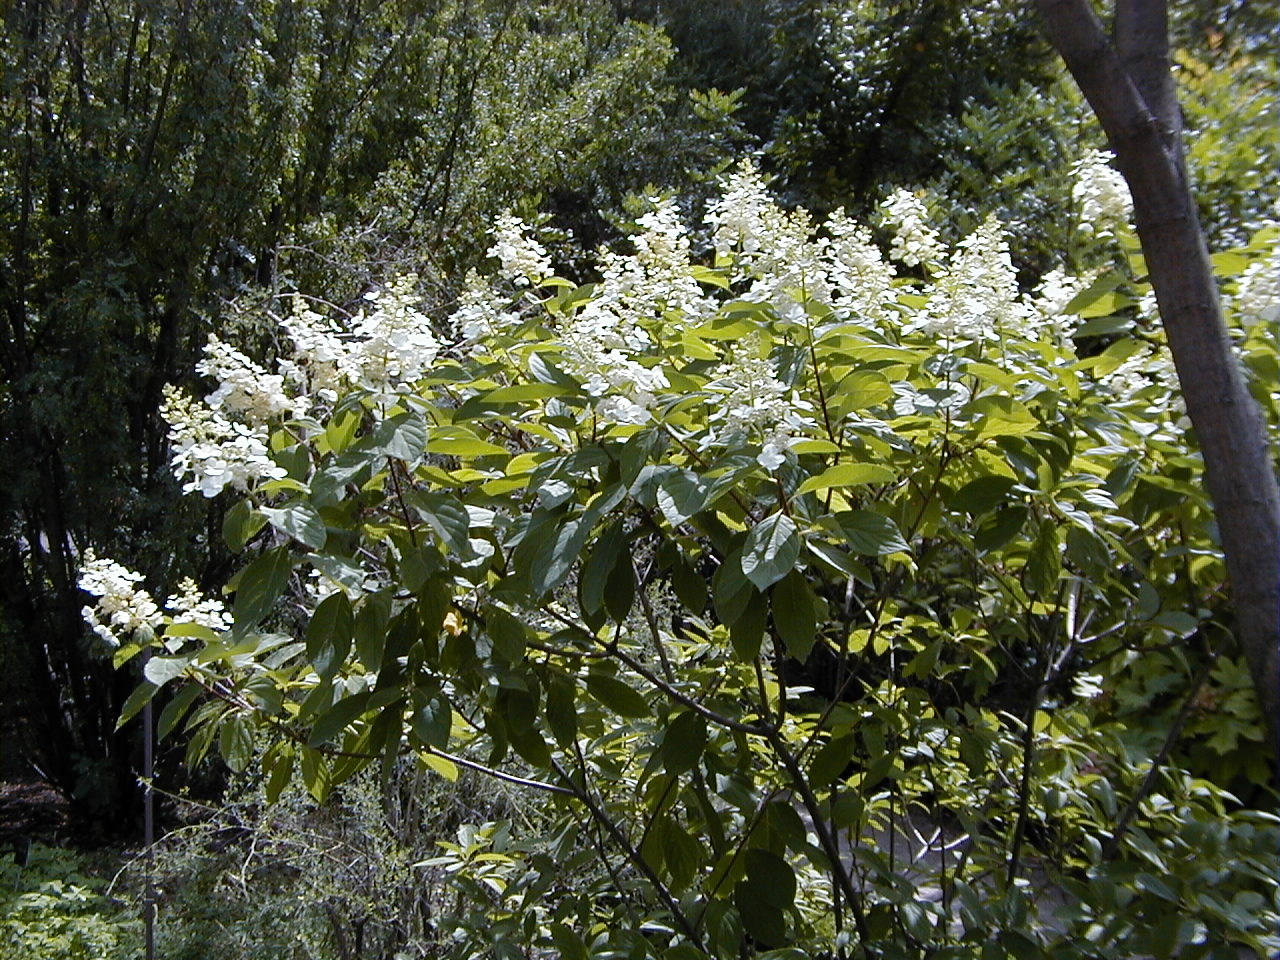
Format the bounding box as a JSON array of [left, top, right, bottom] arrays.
[[0, 778, 69, 849]]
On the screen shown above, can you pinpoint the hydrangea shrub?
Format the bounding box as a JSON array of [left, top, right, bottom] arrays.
[[84, 162, 1280, 958]]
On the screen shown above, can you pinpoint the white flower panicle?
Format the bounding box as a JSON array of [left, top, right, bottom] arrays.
[[706, 337, 814, 470], [452, 270, 520, 341], [1107, 345, 1183, 414], [1072, 150, 1132, 236], [350, 275, 440, 386], [281, 295, 358, 401], [913, 215, 1028, 341], [79, 550, 160, 647], [488, 213, 551, 286], [161, 385, 287, 498], [881, 188, 944, 267], [706, 163, 830, 319], [1234, 244, 1280, 326], [197, 335, 293, 424], [705, 160, 774, 258], [560, 301, 668, 426], [1029, 268, 1091, 340], [825, 209, 898, 324], [165, 578, 232, 632]]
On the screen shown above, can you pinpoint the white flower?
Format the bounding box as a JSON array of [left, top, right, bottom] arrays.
[[705, 337, 814, 469], [1106, 345, 1183, 414], [1072, 150, 1132, 237], [881, 188, 944, 268], [911, 215, 1028, 341], [452, 270, 521, 341], [825, 208, 898, 324], [166, 578, 232, 632], [161, 385, 287, 498], [1029, 268, 1093, 341], [488, 213, 551, 286], [350, 275, 440, 385], [79, 550, 161, 647], [196, 336, 293, 425], [707, 162, 829, 316], [559, 301, 669, 426], [705, 160, 774, 258], [283, 295, 359, 400], [1233, 245, 1280, 326], [1072, 673, 1105, 700]]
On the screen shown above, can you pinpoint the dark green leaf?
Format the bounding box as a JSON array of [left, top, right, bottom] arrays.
[[662, 710, 708, 776], [223, 499, 267, 553], [232, 547, 294, 634], [580, 522, 625, 615], [157, 683, 201, 740], [833, 510, 909, 556], [742, 512, 801, 590], [308, 692, 371, 747], [772, 571, 818, 661], [412, 695, 452, 749], [587, 674, 650, 718], [306, 591, 354, 682]]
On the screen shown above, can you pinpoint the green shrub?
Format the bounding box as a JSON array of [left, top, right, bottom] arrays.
[[0, 844, 139, 960]]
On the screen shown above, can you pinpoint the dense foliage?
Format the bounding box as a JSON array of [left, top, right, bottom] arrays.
[[84, 159, 1280, 956], [0, 0, 735, 831]]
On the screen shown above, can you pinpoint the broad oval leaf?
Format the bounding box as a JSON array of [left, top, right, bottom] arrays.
[[261, 501, 327, 550], [742, 512, 801, 590]]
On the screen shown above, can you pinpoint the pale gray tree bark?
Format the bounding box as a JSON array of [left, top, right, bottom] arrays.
[[1034, 0, 1280, 758]]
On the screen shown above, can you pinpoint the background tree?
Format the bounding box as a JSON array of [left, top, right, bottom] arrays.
[[0, 0, 736, 836], [1034, 0, 1280, 757]]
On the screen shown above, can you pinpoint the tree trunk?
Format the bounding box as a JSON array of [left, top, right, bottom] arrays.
[[1034, 0, 1280, 758]]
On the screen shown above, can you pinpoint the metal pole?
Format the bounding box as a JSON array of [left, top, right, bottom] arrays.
[[142, 646, 155, 960]]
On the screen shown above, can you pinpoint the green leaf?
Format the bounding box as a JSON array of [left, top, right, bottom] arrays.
[[410, 491, 472, 555], [772, 570, 818, 661], [730, 590, 768, 661], [143, 654, 191, 688], [261, 501, 327, 550], [796, 462, 897, 496], [232, 547, 294, 633], [604, 550, 636, 623], [832, 510, 909, 556], [370, 411, 428, 461], [263, 744, 294, 803], [223, 499, 267, 553], [117, 681, 159, 729], [656, 469, 710, 526], [713, 549, 755, 626], [428, 425, 508, 458], [662, 710, 708, 776], [742, 512, 801, 590], [307, 591, 354, 681], [308, 692, 372, 747], [157, 683, 201, 740], [412, 695, 452, 749], [487, 606, 528, 662], [810, 734, 856, 784], [831, 370, 894, 413], [1025, 520, 1061, 596], [482, 382, 572, 403], [951, 475, 1016, 516], [587, 674, 650, 718], [545, 671, 578, 747], [219, 714, 253, 773], [580, 522, 625, 615], [671, 552, 708, 614], [325, 408, 362, 455]]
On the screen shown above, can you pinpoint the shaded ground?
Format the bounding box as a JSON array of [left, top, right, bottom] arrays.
[[0, 779, 70, 849]]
